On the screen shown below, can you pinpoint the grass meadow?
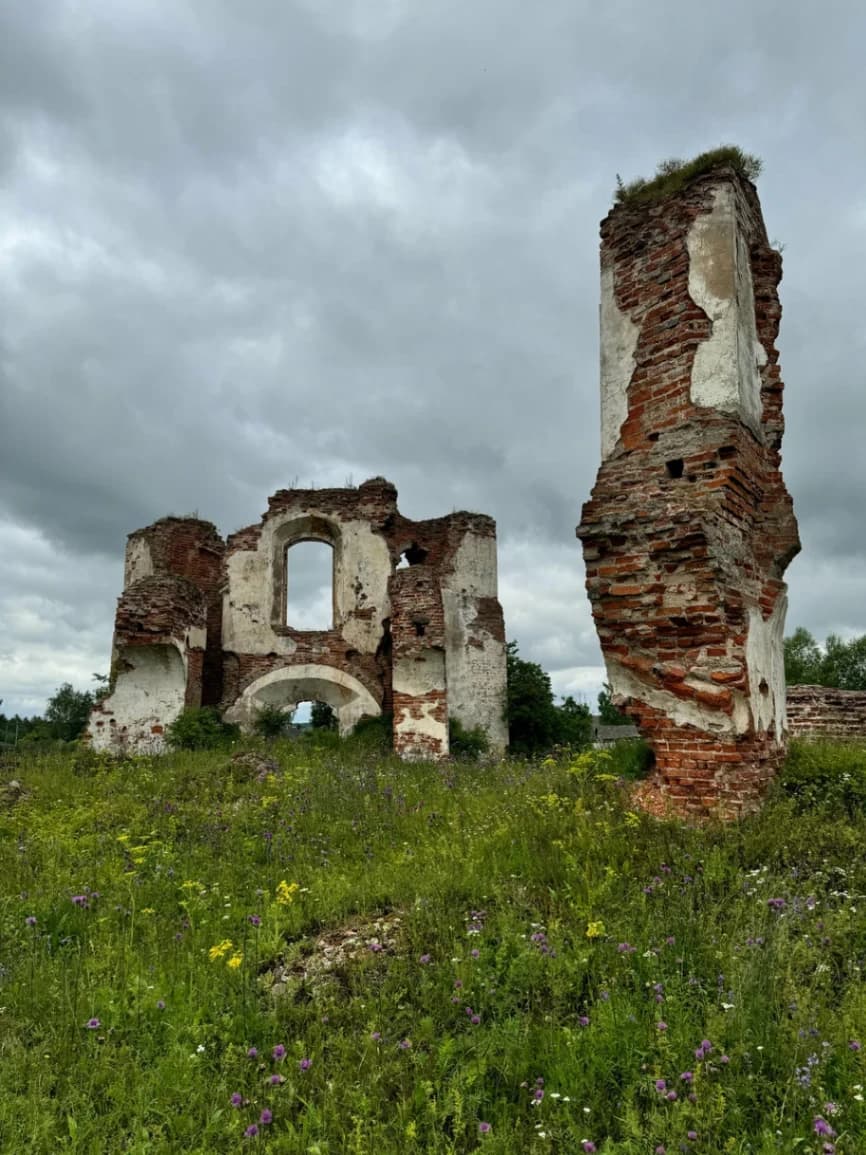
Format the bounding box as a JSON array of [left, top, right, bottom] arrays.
[[1, 733, 865, 1154]]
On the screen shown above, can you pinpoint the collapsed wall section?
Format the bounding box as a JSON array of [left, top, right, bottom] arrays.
[[787, 685, 866, 741], [577, 168, 800, 816], [88, 479, 507, 760]]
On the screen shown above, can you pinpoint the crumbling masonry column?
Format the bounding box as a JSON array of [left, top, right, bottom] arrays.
[[577, 166, 800, 816]]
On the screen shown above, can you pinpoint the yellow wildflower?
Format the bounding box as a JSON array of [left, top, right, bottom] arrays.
[[208, 939, 233, 961], [275, 880, 300, 906], [585, 920, 605, 939], [227, 953, 244, 970]]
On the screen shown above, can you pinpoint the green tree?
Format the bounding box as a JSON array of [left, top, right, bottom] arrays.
[[554, 696, 593, 748], [820, 633, 866, 690], [597, 682, 630, 725], [311, 701, 337, 730], [166, 707, 239, 751], [253, 703, 295, 739], [784, 627, 824, 686], [45, 683, 94, 742], [505, 640, 560, 754]]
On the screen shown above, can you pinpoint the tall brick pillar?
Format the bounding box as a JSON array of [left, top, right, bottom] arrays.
[[577, 166, 800, 817]]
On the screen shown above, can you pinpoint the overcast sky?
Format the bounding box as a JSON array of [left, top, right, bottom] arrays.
[[2, 0, 865, 718]]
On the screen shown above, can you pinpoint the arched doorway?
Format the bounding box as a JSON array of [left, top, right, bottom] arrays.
[[225, 664, 380, 736]]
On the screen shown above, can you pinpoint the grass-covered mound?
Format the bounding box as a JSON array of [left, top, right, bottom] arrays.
[[614, 146, 762, 206], [1, 737, 864, 1153]]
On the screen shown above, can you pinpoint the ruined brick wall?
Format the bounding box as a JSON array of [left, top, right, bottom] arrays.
[[787, 686, 866, 741], [577, 169, 800, 817], [88, 479, 507, 759]]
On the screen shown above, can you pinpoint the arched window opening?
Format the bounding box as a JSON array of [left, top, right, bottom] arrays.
[[396, 541, 429, 569], [285, 540, 334, 630]]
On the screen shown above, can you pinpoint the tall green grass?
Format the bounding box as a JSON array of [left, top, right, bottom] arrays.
[[0, 738, 863, 1153]]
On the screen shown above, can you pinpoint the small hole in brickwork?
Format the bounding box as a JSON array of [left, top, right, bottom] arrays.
[[718, 445, 736, 459], [648, 432, 660, 442], [759, 678, 769, 696], [400, 542, 429, 567], [687, 474, 696, 483], [665, 459, 684, 479], [414, 621, 427, 637]]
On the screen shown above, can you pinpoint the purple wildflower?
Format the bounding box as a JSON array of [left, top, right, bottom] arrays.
[[656, 1021, 668, 1032], [419, 954, 431, 964], [85, 1017, 100, 1029], [156, 999, 165, 1010], [666, 1090, 677, 1101], [299, 1058, 312, 1071], [368, 941, 382, 952], [72, 895, 88, 908], [471, 949, 480, 959], [533, 1088, 544, 1102], [479, 1121, 491, 1134], [272, 1044, 286, 1061], [244, 1124, 259, 1138], [247, 1046, 258, 1059], [617, 942, 636, 954], [471, 1015, 481, 1026], [719, 1054, 730, 1064], [681, 1071, 693, 1083], [248, 914, 261, 927], [578, 1015, 590, 1028], [813, 1117, 836, 1138], [399, 1038, 412, 1050], [768, 897, 786, 912], [582, 1144, 597, 1153], [687, 1132, 698, 1142], [25, 915, 37, 926], [371, 1032, 381, 1041], [655, 1147, 667, 1154], [655, 1079, 666, 1093], [231, 1093, 243, 1108], [268, 1074, 285, 1086], [259, 1109, 272, 1125], [850, 1039, 862, 1051]]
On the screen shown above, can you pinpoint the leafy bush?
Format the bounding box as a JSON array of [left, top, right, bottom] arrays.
[[165, 707, 239, 751], [781, 738, 866, 814], [448, 717, 489, 760], [350, 712, 393, 751], [252, 703, 295, 739]]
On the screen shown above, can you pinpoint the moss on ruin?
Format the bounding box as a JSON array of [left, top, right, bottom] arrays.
[[614, 146, 762, 206]]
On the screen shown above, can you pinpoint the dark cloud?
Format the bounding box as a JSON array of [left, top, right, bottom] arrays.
[[2, 0, 866, 715]]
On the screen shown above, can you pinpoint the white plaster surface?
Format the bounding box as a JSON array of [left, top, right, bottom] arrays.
[[745, 597, 788, 740], [440, 531, 508, 754], [607, 658, 751, 736], [393, 648, 448, 757], [224, 663, 380, 735], [687, 183, 765, 437], [599, 262, 639, 460], [222, 513, 391, 655], [88, 644, 186, 753], [124, 537, 154, 588]]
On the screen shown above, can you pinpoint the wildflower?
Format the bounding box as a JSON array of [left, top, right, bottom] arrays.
[[479, 1121, 491, 1133], [655, 1147, 667, 1154], [813, 1117, 836, 1138], [582, 1144, 597, 1153], [208, 939, 233, 961], [156, 999, 166, 1010], [272, 1044, 286, 1061], [268, 1074, 285, 1086], [578, 1016, 590, 1028], [299, 1058, 312, 1071], [720, 1054, 730, 1064], [617, 942, 636, 954], [371, 1032, 382, 1041], [247, 1047, 258, 1058], [85, 1018, 101, 1029], [259, 1109, 272, 1125], [656, 1021, 668, 1032], [196, 1044, 205, 1053], [275, 880, 300, 905], [850, 1039, 862, 1052], [227, 953, 243, 970], [585, 921, 605, 939], [248, 914, 261, 927], [399, 1039, 412, 1050], [533, 1088, 544, 1102], [666, 1090, 677, 1101], [368, 941, 382, 952], [471, 1015, 481, 1026], [25, 916, 37, 926], [471, 949, 480, 959], [231, 1093, 243, 1108], [655, 1079, 666, 1093], [767, 897, 786, 912], [419, 954, 431, 964], [244, 1124, 259, 1138], [71, 895, 88, 908], [681, 1071, 693, 1083], [687, 1132, 698, 1142]]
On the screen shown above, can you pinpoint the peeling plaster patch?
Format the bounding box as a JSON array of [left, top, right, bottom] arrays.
[[124, 537, 153, 587], [600, 262, 639, 460], [746, 598, 788, 740], [90, 644, 186, 753], [607, 659, 751, 736], [687, 184, 765, 437]]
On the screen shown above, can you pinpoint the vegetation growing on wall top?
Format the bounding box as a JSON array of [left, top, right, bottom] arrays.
[[614, 145, 762, 205]]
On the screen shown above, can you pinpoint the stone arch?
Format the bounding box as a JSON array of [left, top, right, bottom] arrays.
[[225, 663, 381, 736]]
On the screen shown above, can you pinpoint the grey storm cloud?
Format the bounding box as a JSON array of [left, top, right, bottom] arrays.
[[1, 0, 866, 715]]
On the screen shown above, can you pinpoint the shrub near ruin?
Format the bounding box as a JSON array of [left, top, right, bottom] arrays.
[[1, 740, 865, 1152]]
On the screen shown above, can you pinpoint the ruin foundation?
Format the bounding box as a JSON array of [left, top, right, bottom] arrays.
[[88, 478, 508, 760], [577, 168, 800, 817]]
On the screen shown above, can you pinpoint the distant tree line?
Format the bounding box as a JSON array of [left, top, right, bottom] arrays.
[[785, 627, 866, 691]]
